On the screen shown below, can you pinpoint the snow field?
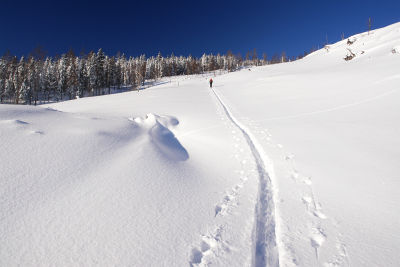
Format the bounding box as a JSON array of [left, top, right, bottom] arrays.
[[1, 22, 400, 267]]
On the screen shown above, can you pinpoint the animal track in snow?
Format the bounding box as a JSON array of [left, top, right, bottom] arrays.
[[302, 196, 313, 205], [290, 170, 300, 181], [302, 193, 327, 220], [313, 209, 327, 220], [272, 136, 332, 262], [211, 88, 279, 266], [324, 240, 348, 267], [310, 227, 327, 260], [285, 154, 295, 160], [189, 226, 228, 266], [214, 180, 246, 217], [303, 176, 313, 185]]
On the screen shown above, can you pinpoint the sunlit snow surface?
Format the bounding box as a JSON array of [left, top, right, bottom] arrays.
[[1, 22, 399, 266]]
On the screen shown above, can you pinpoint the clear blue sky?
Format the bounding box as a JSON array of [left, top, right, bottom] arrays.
[[1, 0, 399, 59]]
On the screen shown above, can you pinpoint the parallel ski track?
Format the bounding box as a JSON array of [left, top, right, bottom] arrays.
[[211, 87, 279, 267]]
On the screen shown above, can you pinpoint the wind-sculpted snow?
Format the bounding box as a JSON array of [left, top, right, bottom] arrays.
[[129, 113, 189, 161]]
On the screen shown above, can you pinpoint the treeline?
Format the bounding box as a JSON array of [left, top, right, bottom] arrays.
[[0, 48, 297, 105]]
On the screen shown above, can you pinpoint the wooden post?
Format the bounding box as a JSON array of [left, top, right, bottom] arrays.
[[368, 18, 372, 35]]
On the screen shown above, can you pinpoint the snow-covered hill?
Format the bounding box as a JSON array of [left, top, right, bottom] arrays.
[[1, 22, 399, 266]]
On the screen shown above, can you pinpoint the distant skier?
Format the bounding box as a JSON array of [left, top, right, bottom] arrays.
[[209, 78, 213, 88]]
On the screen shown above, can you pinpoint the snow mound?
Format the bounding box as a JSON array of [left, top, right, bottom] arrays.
[[129, 113, 188, 161]]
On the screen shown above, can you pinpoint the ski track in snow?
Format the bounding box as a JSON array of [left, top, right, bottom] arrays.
[[189, 92, 253, 267], [214, 125, 250, 219], [175, 85, 398, 140], [246, 120, 349, 266], [211, 87, 279, 267]]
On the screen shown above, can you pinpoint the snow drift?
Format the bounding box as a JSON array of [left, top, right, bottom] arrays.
[[129, 113, 189, 161]]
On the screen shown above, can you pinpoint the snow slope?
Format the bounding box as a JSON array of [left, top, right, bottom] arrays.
[[0, 76, 263, 267], [214, 23, 400, 266], [1, 22, 400, 266]]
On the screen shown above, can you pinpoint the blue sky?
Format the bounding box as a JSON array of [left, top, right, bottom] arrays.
[[1, 0, 399, 59]]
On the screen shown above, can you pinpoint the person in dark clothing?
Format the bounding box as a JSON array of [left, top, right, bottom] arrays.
[[209, 78, 213, 88]]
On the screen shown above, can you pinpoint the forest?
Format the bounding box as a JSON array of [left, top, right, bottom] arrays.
[[0, 48, 302, 105]]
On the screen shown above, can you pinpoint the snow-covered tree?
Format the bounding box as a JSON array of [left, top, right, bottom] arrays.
[[57, 54, 68, 100], [0, 48, 274, 104]]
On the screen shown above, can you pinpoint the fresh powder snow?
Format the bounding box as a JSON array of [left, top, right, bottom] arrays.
[[1, 22, 399, 266]]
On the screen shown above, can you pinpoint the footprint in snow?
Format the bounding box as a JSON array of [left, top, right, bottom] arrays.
[[189, 226, 227, 266], [324, 241, 348, 267], [303, 177, 313, 185], [313, 209, 327, 219], [302, 193, 327, 219], [214, 190, 238, 217], [302, 196, 313, 206], [285, 154, 295, 160], [310, 227, 327, 259], [290, 170, 300, 180], [313, 202, 327, 219]]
